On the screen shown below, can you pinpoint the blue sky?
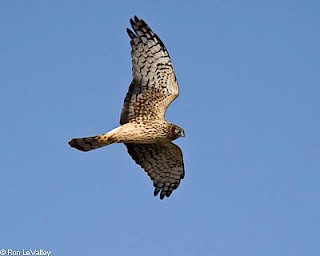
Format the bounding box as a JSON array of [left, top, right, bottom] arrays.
[[1, 0, 320, 255]]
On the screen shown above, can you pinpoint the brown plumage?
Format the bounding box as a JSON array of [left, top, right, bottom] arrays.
[[69, 16, 185, 199]]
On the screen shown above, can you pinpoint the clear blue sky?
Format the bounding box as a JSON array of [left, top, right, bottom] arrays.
[[1, 0, 319, 255]]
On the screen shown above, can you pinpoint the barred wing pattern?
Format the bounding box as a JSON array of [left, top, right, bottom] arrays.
[[68, 16, 185, 200], [125, 142, 184, 199], [120, 16, 179, 125]]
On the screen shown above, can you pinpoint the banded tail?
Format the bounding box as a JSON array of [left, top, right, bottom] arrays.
[[68, 133, 115, 152]]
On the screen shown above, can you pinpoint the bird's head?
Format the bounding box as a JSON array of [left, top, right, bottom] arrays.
[[169, 124, 185, 140]]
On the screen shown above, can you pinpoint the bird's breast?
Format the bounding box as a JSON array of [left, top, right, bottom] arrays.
[[113, 122, 170, 144]]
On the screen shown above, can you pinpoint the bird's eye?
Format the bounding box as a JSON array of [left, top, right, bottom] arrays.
[[175, 128, 180, 134]]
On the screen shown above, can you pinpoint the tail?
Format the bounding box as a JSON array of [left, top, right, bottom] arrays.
[[68, 133, 116, 152]]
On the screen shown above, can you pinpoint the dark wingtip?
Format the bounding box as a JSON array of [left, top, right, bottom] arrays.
[[154, 187, 171, 200], [130, 16, 146, 27], [130, 15, 140, 27], [126, 28, 135, 38], [129, 17, 135, 26], [154, 187, 160, 197]]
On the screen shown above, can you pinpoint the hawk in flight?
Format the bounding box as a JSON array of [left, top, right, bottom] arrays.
[[69, 16, 185, 199]]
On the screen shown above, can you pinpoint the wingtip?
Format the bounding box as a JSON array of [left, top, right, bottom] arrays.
[[154, 187, 172, 200], [126, 28, 135, 38], [130, 15, 140, 26], [130, 15, 146, 27], [154, 187, 161, 197]]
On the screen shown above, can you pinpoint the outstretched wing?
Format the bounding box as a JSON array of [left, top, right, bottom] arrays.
[[120, 16, 179, 125], [125, 142, 184, 199]]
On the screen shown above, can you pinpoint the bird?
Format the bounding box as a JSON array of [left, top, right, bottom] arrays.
[[68, 16, 185, 200]]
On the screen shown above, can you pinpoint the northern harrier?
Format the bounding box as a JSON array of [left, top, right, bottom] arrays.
[[69, 16, 185, 199]]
